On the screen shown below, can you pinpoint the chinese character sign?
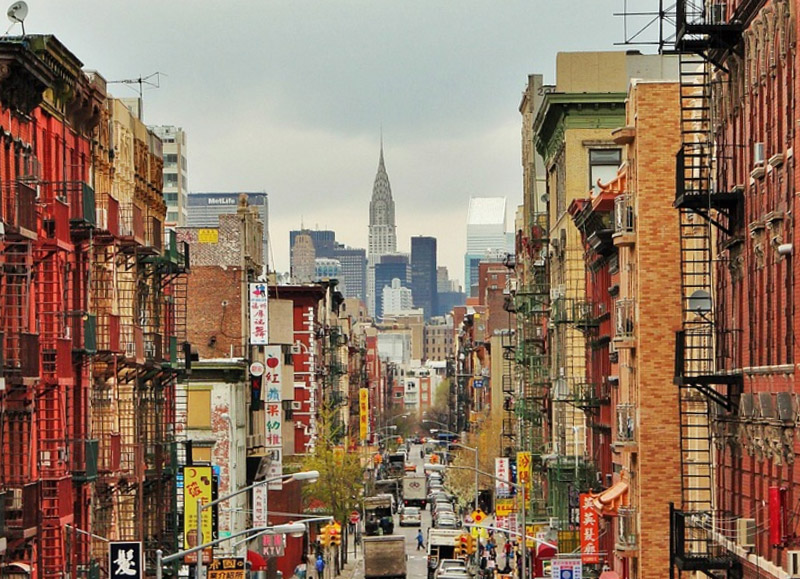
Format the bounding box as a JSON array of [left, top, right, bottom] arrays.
[[109, 542, 142, 579], [517, 452, 531, 491], [359, 388, 369, 441], [249, 283, 269, 345], [253, 483, 268, 528], [265, 447, 283, 491], [579, 494, 600, 564], [208, 557, 246, 579], [263, 346, 283, 460], [183, 466, 213, 563], [263, 533, 285, 557], [262, 346, 283, 399], [495, 458, 511, 497]]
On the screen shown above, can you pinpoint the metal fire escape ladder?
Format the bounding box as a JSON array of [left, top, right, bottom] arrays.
[[670, 2, 743, 577]]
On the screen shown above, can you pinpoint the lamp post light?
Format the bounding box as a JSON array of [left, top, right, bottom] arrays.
[[195, 470, 319, 579], [425, 463, 530, 579]]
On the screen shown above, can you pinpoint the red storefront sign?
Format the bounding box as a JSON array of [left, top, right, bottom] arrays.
[[580, 493, 600, 564]]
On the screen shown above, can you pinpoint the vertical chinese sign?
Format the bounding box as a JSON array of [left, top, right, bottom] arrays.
[[495, 458, 511, 497], [263, 345, 283, 489], [579, 493, 600, 564], [517, 451, 531, 494], [359, 388, 369, 441], [249, 283, 269, 345], [253, 484, 268, 528], [183, 466, 213, 564]]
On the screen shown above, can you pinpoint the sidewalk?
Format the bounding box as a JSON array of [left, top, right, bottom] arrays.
[[339, 549, 362, 579]]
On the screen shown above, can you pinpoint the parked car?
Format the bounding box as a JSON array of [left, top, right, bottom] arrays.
[[436, 560, 466, 578], [399, 506, 422, 527], [405, 463, 417, 473]]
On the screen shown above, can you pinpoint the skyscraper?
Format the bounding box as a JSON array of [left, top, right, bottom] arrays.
[[367, 144, 397, 315], [464, 197, 510, 297], [374, 254, 409, 320], [411, 236, 437, 320], [289, 229, 336, 257], [291, 231, 316, 282], [151, 125, 188, 227], [288, 229, 366, 301]]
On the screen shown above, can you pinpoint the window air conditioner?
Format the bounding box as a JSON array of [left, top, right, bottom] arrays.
[[291, 401, 302, 410]]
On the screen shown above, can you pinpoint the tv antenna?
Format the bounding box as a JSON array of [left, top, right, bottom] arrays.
[[107, 72, 165, 99], [6, 1, 28, 36]]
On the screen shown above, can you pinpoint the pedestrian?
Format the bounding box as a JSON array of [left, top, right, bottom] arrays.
[[314, 554, 325, 579], [416, 529, 425, 550]]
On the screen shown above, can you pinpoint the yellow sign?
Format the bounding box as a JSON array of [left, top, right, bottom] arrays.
[[359, 388, 369, 440], [198, 229, 219, 243], [183, 466, 213, 563], [208, 557, 245, 579], [471, 509, 487, 524], [517, 452, 531, 490], [495, 499, 516, 517]]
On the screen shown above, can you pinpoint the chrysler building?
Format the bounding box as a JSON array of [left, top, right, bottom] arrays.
[[367, 143, 397, 315]]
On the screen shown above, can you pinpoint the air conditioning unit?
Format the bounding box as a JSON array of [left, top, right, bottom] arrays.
[[295, 421, 305, 429], [291, 401, 302, 410], [736, 517, 755, 547], [290, 343, 302, 355], [787, 550, 800, 578], [754, 142, 765, 166]]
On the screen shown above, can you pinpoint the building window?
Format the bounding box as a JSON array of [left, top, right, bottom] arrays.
[[589, 149, 622, 194], [187, 388, 212, 428], [191, 445, 213, 463], [164, 173, 178, 187], [164, 153, 178, 167]]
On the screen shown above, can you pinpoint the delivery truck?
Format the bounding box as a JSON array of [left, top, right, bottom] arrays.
[[363, 535, 407, 579]]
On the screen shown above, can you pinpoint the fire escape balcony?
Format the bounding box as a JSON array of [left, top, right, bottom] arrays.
[[571, 382, 600, 410], [614, 299, 635, 350], [41, 198, 72, 250], [70, 313, 97, 355], [613, 194, 635, 248], [614, 403, 638, 453], [1, 182, 38, 240], [616, 506, 639, 555], [572, 300, 600, 334], [675, 0, 743, 57], [674, 146, 743, 214]]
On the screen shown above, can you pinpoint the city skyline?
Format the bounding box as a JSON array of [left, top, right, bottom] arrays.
[[28, 1, 621, 287]]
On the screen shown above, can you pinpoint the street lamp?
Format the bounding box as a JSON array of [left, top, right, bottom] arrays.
[[195, 470, 319, 579], [425, 463, 531, 579], [156, 523, 307, 579]]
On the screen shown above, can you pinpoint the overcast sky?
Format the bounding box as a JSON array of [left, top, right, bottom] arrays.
[[28, 1, 634, 287]]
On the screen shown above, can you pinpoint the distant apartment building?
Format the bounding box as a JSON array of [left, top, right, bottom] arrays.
[[151, 125, 188, 227], [315, 257, 342, 281], [382, 278, 414, 316], [411, 236, 437, 320], [424, 316, 454, 362], [375, 253, 410, 320]]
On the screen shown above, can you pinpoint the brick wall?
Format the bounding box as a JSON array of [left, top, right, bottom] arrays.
[[187, 266, 245, 360]]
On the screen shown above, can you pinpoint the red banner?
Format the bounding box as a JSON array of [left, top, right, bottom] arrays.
[[580, 494, 600, 564]]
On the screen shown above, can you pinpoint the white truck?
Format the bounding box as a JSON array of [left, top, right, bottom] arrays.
[[426, 528, 462, 579], [402, 475, 427, 508], [363, 535, 407, 579]]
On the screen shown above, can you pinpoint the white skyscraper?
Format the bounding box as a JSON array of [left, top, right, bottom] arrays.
[[367, 144, 397, 315], [151, 126, 188, 228], [464, 197, 509, 297]]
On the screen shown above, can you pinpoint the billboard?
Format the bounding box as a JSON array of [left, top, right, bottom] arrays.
[[183, 466, 213, 563]]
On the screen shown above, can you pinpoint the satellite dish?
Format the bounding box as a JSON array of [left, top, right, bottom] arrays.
[[6, 1, 27, 34], [688, 289, 712, 315]]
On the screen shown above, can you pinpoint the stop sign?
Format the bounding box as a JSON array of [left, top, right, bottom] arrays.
[[349, 511, 360, 524]]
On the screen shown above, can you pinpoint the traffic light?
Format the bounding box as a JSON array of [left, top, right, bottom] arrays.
[[453, 535, 464, 558], [465, 533, 475, 555], [329, 522, 342, 547], [319, 524, 331, 548], [459, 533, 470, 557]]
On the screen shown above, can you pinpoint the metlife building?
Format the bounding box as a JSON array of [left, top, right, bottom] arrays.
[[186, 192, 269, 267]]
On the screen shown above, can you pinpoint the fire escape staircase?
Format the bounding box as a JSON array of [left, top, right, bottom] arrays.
[[670, 2, 743, 577]]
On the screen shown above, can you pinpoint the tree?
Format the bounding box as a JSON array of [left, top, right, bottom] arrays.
[[445, 413, 503, 508]]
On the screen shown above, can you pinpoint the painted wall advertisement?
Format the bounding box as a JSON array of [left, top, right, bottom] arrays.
[[359, 388, 369, 441], [263, 345, 283, 489], [579, 494, 600, 564], [183, 466, 213, 563], [249, 283, 269, 345]]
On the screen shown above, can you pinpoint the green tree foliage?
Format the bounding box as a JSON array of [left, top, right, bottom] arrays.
[[445, 413, 503, 507], [301, 410, 364, 524]]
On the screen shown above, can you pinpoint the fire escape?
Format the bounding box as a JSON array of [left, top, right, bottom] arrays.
[[670, 1, 743, 577], [512, 212, 550, 519]]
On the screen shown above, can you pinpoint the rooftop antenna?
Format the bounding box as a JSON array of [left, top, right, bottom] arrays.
[[107, 72, 164, 100], [6, 1, 28, 36]]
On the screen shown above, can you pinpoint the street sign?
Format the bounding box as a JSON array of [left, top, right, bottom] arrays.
[[470, 509, 487, 525], [208, 557, 245, 579], [109, 541, 143, 579], [551, 558, 582, 579], [350, 510, 361, 524]]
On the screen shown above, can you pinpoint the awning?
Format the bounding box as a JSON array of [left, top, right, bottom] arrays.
[[599, 570, 621, 579], [1, 562, 32, 574], [592, 480, 629, 516], [247, 550, 267, 571], [536, 543, 556, 559]]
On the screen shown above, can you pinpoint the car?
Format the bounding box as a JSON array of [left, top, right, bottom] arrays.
[[435, 518, 460, 530], [404, 463, 417, 473], [438, 572, 469, 579], [435, 560, 466, 578], [399, 506, 422, 527]]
